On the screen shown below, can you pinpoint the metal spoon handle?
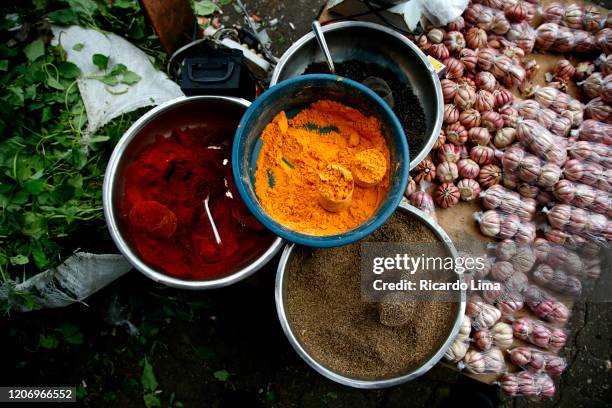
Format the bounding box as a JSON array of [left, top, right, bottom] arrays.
[[311, 21, 335, 74], [204, 198, 222, 245]]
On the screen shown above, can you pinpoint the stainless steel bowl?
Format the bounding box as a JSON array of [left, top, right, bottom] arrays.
[[271, 21, 443, 170], [103, 96, 285, 289], [275, 202, 466, 388]]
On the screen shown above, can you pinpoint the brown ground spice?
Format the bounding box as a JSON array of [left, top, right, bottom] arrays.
[[285, 211, 459, 380]]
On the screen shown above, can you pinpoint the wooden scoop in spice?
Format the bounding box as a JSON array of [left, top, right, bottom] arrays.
[[317, 164, 354, 213], [352, 149, 387, 188]]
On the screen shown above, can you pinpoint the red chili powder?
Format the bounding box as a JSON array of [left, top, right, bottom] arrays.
[[122, 127, 274, 280]]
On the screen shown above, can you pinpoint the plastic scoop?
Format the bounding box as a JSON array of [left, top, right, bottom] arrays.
[[317, 164, 354, 213], [362, 76, 394, 108]]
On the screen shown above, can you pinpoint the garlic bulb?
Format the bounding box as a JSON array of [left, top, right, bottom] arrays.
[[457, 314, 472, 342], [510, 245, 536, 273], [460, 348, 506, 374], [491, 322, 513, 349], [444, 339, 469, 363], [474, 303, 502, 329]]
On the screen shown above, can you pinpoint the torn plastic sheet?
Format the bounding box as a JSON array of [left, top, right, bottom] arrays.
[[0, 253, 132, 311], [50, 25, 184, 135], [327, 0, 469, 30]]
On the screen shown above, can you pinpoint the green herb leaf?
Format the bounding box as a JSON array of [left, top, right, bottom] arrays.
[[24, 179, 45, 194], [72, 43, 85, 51], [59, 62, 81, 79], [141, 358, 158, 392], [76, 385, 87, 400], [143, 393, 161, 408], [9, 254, 29, 265], [48, 9, 80, 25], [67, 0, 99, 18], [6, 86, 24, 107], [193, 0, 218, 16], [213, 369, 230, 381], [0, 60, 8, 71], [33, 0, 48, 10], [46, 76, 65, 90], [24, 39, 45, 62], [121, 70, 141, 85], [92, 54, 109, 70], [39, 333, 59, 349], [109, 63, 127, 75], [219, 0, 233, 5], [31, 243, 49, 269], [41, 107, 53, 123], [57, 322, 84, 345]]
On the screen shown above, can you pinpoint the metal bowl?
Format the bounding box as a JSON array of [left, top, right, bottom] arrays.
[[232, 74, 409, 248], [271, 21, 443, 170], [103, 96, 285, 289], [275, 202, 466, 388]]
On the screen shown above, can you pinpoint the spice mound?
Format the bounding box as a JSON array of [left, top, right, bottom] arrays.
[[254, 100, 391, 235], [123, 128, 274, 280], [285, 211, 458, 379]]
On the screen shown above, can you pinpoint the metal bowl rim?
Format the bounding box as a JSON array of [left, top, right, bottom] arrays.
[[232, 74, 409, 248], [102, 95, 285, 289], [270, 21, 444, 170], [274, 201, 466, 388]]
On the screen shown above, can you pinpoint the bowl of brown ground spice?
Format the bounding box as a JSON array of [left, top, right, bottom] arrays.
[[275, 202, 466, 388]]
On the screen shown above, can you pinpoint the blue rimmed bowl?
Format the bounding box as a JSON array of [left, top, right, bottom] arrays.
[[232, 74, 409, 247]]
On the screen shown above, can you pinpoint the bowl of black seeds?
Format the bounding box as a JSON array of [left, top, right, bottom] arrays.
[[271, 21, 443, 170]]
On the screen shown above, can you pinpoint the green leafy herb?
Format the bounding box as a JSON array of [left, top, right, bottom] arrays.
[[0, 0, 166, 312], [92, 53, 109, 70], [24, 39, 45, 61], [141, 357, 158, 391], [58, 62, 81, 79], [213, 369, 230, 381], [193, 0, 219, 16], [56, 322, 84, 345], [39, 333, 60, 349], [143, 393, 161, 408]]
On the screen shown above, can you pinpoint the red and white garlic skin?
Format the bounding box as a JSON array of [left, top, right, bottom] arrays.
[[434, 183, 460, 208], [460, 348, 506, 374], [457, 178, 481, 201], [524, 285, 570, 324], [512, 316, 567, 351], [509, 347, 567, 377], [500, 371, 556, 398]]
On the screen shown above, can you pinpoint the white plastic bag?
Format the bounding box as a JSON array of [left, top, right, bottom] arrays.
[[0, 253, 132, 311], [50, 25, 183, 135]]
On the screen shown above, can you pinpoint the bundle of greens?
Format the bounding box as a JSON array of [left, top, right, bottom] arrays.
[[0, 0, 166, 309]]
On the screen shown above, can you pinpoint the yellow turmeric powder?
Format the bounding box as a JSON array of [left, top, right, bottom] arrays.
[[254, 100, 391, 235], [352, 149, 387, 187]]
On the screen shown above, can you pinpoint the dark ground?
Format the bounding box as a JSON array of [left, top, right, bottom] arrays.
[[2, 1, 612, 407]]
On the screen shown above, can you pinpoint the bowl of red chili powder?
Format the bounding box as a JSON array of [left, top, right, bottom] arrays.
[[103, 96, 284, 288]]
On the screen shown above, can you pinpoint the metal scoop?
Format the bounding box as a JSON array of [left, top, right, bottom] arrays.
[[203, 189, 222, 245], [312, 21, 335, 74]]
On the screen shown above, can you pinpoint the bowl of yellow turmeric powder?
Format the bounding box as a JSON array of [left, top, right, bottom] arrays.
[[232, 74, 409, 247]]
